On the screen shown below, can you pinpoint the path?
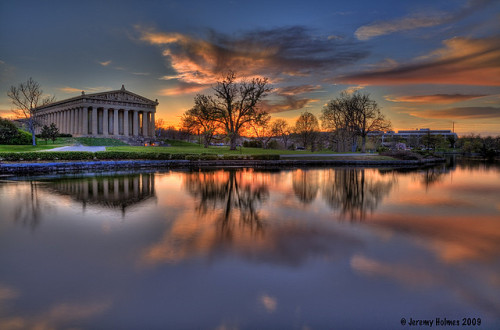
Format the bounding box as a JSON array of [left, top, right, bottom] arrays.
[[41, 146, 106, 152]]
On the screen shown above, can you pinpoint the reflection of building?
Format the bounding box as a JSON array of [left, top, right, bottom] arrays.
[[33, 85, 157, 138], [45, 173, 156, 213]]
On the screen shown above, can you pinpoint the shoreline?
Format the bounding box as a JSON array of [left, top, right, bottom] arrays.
[[0, 158, 445, 174]]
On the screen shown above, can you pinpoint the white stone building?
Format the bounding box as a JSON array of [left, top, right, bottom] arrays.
[[34, 85, 158, 139]]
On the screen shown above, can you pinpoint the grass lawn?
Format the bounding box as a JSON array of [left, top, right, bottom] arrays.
[[1, 138, 387, 160]]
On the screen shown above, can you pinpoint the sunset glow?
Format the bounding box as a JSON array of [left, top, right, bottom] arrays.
[[0, 0, 499, 135]]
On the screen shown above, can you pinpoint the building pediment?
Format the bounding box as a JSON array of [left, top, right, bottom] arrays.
[[86, 90, 158, 105]]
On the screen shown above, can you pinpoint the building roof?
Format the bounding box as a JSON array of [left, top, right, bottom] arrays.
[[35, 85, 158, 111]]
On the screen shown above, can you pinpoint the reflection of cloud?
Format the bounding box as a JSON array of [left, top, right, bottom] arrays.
[[0, 284, 18, 301], [407, 107, 500, 119], [340, 36, 500, 86], [385, 94, 488, 104], [355, 0, 494, 40], [370, 213, 500, 263], [260, 294, 277, 313], [351, 255, 435, 286], [0, 300, 112, 330], [137, 25, 367, 93]]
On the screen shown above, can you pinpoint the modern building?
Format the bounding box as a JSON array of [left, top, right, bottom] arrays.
[[34, 85, 158, 138], [386, 128, 457, 140]]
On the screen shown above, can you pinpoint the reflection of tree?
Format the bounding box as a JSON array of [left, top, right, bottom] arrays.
[[12, 181, 45, 229], [184, 170, 269, 240], [322, 168, 395, 220], [382, 165, 448, 190], [292, 170, 319, 204]]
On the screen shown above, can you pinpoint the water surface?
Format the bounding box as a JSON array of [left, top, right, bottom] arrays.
[[1, 162, 499, 329]]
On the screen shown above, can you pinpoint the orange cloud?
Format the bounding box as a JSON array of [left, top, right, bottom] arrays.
[[159, 82, 209, 96], [408, 107, 500, 119], [98, 60, 112, 66], [385, 94, 489, 104], [340, 36, 500, 86]]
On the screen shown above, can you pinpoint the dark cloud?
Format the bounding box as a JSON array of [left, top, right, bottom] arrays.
[[139, 26, 368, 89], [355, 0, 495, 40], [261, 97, 317, 114]]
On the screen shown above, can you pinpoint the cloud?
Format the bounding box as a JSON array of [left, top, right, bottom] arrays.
[[355, 0, 494, 40], [339, 36, 500, 86], [159, 82, 209, 96], [385, 94, 489, 104], [98, 60, 112, 66], [343, 85, 365, 94], [261, 97, 318, 114], [261, 84, 321, 113], [137, 25, 367, 93], [59, 86, 113, 93], [408, 107, 500, 119], [356, 14, 448, 41], [59, 86, 82, 93], [274, 84, 322, 96]]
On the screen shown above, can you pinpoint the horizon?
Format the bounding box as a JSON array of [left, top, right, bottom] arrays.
[[1, 0, 499, 136]]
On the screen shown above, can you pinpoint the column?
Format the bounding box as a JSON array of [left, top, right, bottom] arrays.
[[114, 109, 119, 136], [123, 110, 129, 136], [66, 110, 70, 134], [150, 111, 155, 137], [82, 107, 88, 135], [76, 108, 81, 135], [142, 111, 148, 137], [103, 108, 109, 136], [92, 107, 98, 136], [133, 110, 138, 136], [70, 109, 74, 135], [61, 111, 66, 133]]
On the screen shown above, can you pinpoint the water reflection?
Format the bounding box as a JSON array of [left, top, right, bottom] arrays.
[[43, 173, 156, 214], [322, 168, 395, 220], [1, 162, 500, 328], [184, 170, 268, 238]]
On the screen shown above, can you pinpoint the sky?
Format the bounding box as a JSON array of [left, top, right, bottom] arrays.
[[1, 0, 499, 136]]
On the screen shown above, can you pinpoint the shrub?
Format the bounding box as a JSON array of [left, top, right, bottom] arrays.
[[380, 150, 422, 160], [199, 154, 219, 160], [223, 154, 245, 160], [170, 153, 191, 160], [10, 130, 33, 145], [185, 155, 201, 161], [243, 140, 263, 148], [251, 154, 280, 160]]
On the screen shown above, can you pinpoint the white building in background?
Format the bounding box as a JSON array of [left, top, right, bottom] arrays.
[[34, 85, 158, 139], [386, 128, 457, 140]]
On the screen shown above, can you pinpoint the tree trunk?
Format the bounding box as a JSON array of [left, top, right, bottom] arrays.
[[29, 118, 36, 146], [361, 135, 366, 153], [229, 134, 237, 150]]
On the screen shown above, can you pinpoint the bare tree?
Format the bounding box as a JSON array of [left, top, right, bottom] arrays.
[[271, 119, 292, 149], [322, 91, 391, 153], [295, 111, 319, 151], [181, 94, 222, 148], [249, 113, 273, 149], [7, 78, 55, 146], [210, 71, 272, 150]]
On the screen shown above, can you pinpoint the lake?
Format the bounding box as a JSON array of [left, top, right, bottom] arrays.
[[1, 160, 499, 329]]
